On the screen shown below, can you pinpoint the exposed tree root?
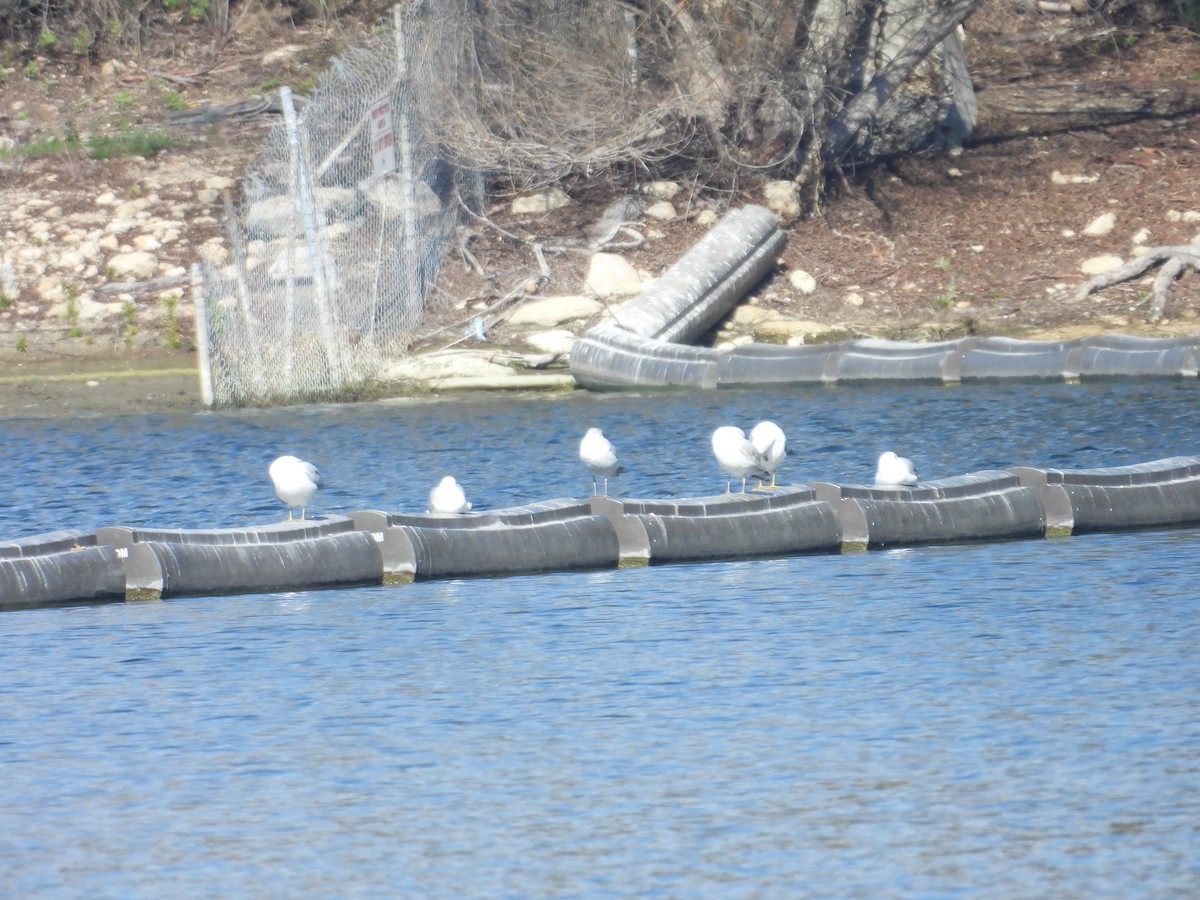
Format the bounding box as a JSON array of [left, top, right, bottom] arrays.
[[1072, 244, 1200, 322]]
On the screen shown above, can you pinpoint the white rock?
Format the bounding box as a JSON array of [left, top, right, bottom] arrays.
[[198, 241, 229, 265], [644, 181, 681, 201], [694, 209, 719, 226], [1130, 228, 1150, 245], [38, 278, 65, 303], [788, 269, 817, 294], [732, 305, 774, 325], [244, 189, 360, 240], [757, 319, 834, 340], [844, 291, 865, 307], [1082, 212, 1116, 237], [511, 188, 570, 214], [507, 295, 603, 327], [244, 196, 301, 240], [523, 329, 577, 355], [643, 201, 676, 221], [947, 168, 963, 178], [268, 249, 314, 283], [1051, 171, 1100, 185], [95, 191, 117, 206], [382, 352, 518, 384], [1080, 254, 1124, 275], [584, 253, 642, 297], [107, 251, 158, 278], [115, 198, 151, 217], [78, 296, 122, 321], [133, 235, 162, 252], [205, 176, 236, 191], [105, 218, 138, 235], [59, 250, 86, 269], [363, 177, 441, 220], [763, 180, 801, 218], [262, 44, 305, 67]]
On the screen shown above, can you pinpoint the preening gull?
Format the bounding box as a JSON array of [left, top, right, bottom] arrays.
[[712, 426, 770, 494], [269, 455, 323, 521], [875, 451, 918, 486], [428, 476, 472, 514], [749, 420, 787, 488], [579, 427, 623, 497]]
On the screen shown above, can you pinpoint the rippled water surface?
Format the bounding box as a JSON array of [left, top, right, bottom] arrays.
[[2, 381, 1199, 896]]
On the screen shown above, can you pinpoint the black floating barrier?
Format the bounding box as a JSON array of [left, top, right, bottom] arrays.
[[0, 529, 126, 609], [93, 516, 384, 599], [588, 486, 840, 564], [714, 341, 838, 387], [833, 338, 961, 384], [809, 471, 1046, 550], [1077, 335, 1200, 379], [569, 323, 721, 391], [350, 499, 621, 581], [958, 337, 1082, 382], [4, 456, 1200, 609], [1011, 455, 1200, 535], [614, 204, 787, 345]]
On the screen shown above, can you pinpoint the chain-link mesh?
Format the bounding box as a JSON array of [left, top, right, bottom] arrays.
[[199, 4, 483, 407], [197, 0, 970, 407]]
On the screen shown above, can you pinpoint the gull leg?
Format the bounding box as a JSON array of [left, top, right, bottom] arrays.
[[602, 477, 609, 498], [287, 509, 295, 521], [592, 476, 599, 496]]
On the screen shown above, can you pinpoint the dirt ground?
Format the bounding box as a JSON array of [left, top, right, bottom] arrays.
[[2, 1, 1199, 415]]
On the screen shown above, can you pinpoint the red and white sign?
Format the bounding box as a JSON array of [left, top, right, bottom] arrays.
[[370, 96, 396, 178]]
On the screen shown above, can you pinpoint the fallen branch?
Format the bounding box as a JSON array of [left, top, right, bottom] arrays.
[[98, 273, 190, 295], [1071, 244, 1200, 322], [983, 80, 1200, 120]]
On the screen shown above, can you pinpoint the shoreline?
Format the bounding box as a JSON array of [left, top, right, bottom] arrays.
[[4, 320, 1199, 417], [0, 349, 204, 416]]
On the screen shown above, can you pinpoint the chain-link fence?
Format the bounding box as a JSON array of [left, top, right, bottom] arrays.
[[197, 4, 483, 407], [196, 0, 977, 407]]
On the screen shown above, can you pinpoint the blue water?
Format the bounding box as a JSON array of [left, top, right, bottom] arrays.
[[2, 380, 1199, 896]]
